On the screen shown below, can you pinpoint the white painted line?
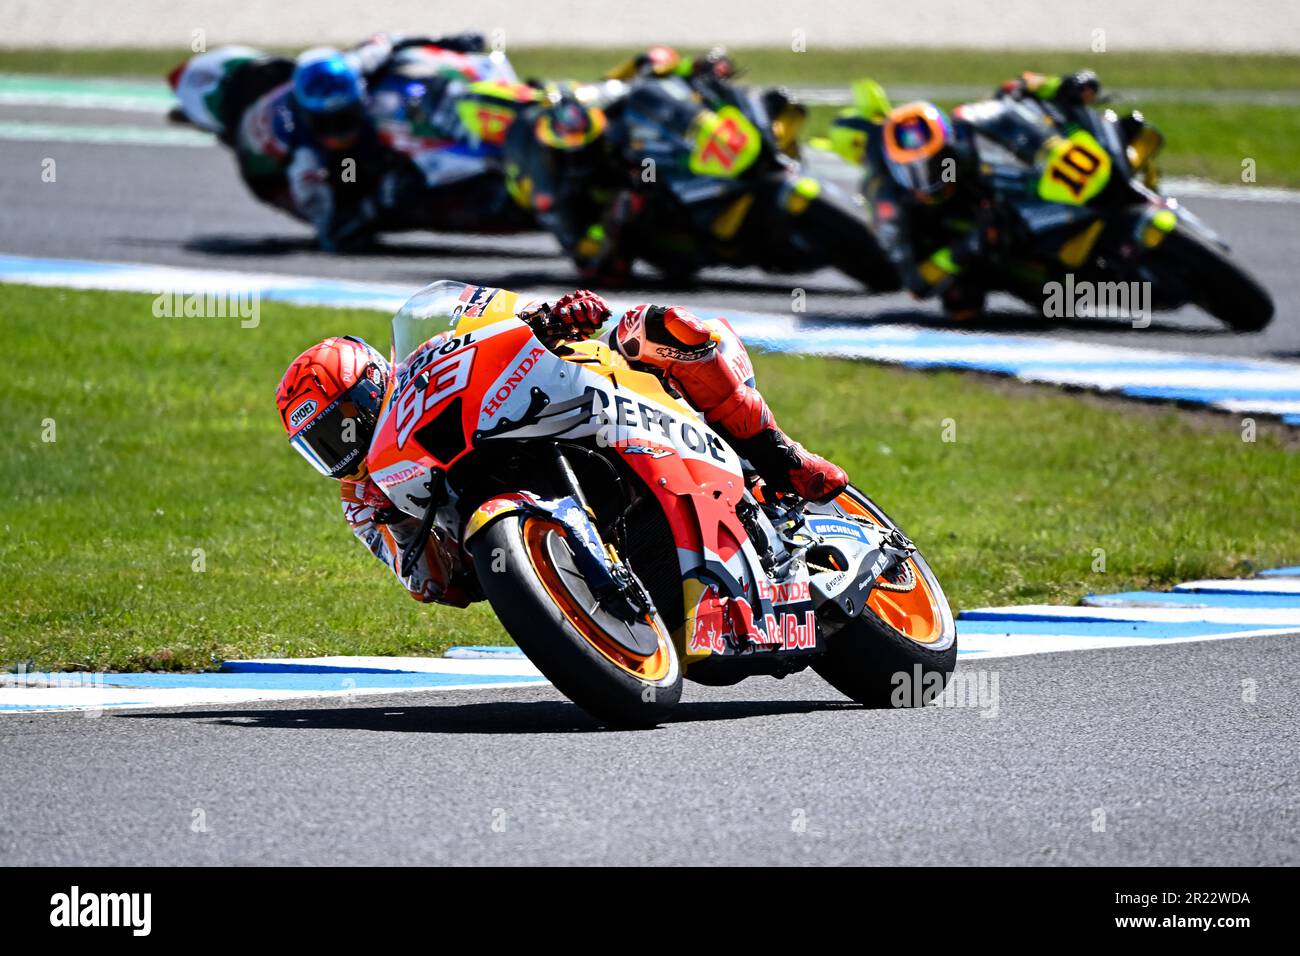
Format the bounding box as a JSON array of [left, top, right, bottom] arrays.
[[0, 75, 174, 115], [0, 120, 213, 147], [1160, 177, 1300, 205], [966, 603, 1300, 626], [1175, 578, 1300, 594], [729, 310, 1300, 374], [0, 254, 414, 310], [1216, 399, 1300, 416], [0, 679, 548, 715], [1018, 368, 1300, 392], [958, 626, 1295, 660], [226, 654, 542, 677], [0, 91, 171, 113]]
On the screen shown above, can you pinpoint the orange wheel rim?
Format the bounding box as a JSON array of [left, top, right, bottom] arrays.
[[834, 494, 945, 645], [522, 518, 674, 681]]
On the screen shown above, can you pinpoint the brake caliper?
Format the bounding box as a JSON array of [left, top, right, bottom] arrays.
[[873, 525, 918, 593]]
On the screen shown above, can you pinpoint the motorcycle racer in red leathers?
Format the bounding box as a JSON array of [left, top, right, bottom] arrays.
[[274, 290, 847, 605]]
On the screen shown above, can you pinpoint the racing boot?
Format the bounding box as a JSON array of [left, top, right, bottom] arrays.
[[614, 304, 848, 502]]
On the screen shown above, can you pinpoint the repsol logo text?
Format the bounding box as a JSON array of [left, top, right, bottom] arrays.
[[396, 331, 477, 391], [586, 387, 727, 463]]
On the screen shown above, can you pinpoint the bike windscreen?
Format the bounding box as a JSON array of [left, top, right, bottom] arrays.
[[390, 279, 519, 362]]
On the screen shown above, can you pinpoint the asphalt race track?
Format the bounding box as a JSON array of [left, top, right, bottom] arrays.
[[2, 637, 1297, 866], [1, 104, 1299, 358], [2, 100, 1299, 867]]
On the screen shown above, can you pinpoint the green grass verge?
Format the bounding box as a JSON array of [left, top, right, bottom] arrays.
[[4, 45, 1300, 89], [2, 283, 1297, 671]]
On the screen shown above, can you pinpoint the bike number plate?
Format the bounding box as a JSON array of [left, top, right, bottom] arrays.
[[1038, 131, 1112, 205], [689, 106, 762, 178]]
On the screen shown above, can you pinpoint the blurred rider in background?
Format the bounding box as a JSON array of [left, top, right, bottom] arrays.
[[169, 33, 488, 248], [838, 70, 1105, 319], [504, 46, 806, 284], [280, 47, 398, 250]]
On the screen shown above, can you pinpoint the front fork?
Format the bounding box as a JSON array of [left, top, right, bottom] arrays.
[[549, 446, 656, 619], [462, 449, 655, 620]]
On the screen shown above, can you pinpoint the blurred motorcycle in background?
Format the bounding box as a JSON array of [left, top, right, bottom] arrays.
[[168, 36, 540, 241], [830, 78, 1274, 330], [503, 52, 901, 290]]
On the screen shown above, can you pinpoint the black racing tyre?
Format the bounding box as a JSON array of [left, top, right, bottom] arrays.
[[797, 193, 903, 292], [470, 513, 682, 728], [811, 487, 957, 707], [1151, 224, 1274, 332]]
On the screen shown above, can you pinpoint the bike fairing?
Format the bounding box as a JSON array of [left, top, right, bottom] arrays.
[[169, 45, 285, 139], [841, 74, 1099, 302], [425, 319, 781, 655], [368, 48, 533, 171], [362, 281, 901, 660]]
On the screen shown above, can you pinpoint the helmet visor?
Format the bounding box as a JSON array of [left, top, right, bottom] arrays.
[[288, 376, 384, 478]]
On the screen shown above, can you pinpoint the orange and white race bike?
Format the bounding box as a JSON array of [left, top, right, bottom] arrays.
[[368, 280, 956, 727]]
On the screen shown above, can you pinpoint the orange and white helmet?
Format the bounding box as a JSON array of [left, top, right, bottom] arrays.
[[882, 101, 957, 202], [275, 336, 389, 479]]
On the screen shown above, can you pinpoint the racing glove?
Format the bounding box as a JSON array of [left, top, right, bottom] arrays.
[[358, 477, 405, 525], [552, 289, 612, 335], [520, 289, 612, 345], [1000, 70, 1101, 107]]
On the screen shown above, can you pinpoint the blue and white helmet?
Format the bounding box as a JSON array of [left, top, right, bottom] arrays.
[[292, 48, 367, 142]]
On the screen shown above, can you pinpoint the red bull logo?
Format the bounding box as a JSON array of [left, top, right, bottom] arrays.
[[762, 610, 818, 650]]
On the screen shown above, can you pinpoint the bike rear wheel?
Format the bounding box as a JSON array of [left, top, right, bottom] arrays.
[[811, 487, 957, 707]]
